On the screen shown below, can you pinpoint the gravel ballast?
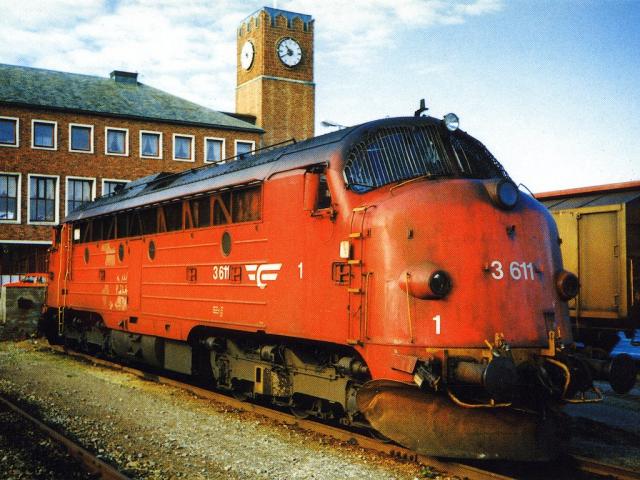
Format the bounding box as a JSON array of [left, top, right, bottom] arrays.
[[0, 341, 434, 480], [1, 341, 638, 479], [0, 401, 93, 480]]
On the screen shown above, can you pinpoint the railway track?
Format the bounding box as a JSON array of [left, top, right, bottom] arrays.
[[48, 345, 640, 480], [0, 393, 130, 480]]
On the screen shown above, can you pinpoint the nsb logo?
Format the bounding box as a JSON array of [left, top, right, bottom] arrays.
[[245, 263, 282, 289]]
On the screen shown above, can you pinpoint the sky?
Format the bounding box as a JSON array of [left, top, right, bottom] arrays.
[[0, 0, 638, 192]]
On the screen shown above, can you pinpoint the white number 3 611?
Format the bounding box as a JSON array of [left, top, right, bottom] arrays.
[[490, 260, 535, 281]]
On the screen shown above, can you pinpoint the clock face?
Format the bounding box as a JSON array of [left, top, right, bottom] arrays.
[[241, 40, 254, 70], [277, 37, 302, 67]]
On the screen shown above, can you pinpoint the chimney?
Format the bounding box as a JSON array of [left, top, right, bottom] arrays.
[[110, 70, 138, 85]]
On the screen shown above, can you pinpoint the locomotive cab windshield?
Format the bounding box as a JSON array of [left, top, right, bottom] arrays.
[[343, 119, 509, 193]]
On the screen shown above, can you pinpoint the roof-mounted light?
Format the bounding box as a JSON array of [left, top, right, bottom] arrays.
[[443, 113, 459, 132], [485, 178, 519, 210]]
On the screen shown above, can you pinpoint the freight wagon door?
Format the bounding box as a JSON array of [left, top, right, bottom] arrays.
[[578, 211, 620, 316]]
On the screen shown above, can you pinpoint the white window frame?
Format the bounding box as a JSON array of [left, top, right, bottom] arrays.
[[104, 127, 129, 156], [204, 136, 226, 164], [27, 173, 60, 226], [101, 178, 130, 197], [234, 139, 255, 157], [172, 133, 195, 162], [139, 130, 163, 159], [31, 119, 58, 150], [68, 123, 94, 154], [0, 116, 19, 148], [0, 171, 21, 224], [65, 176, 96, 217]]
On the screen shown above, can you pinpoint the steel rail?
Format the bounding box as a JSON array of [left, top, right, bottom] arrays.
[[49, 345, 640, 480], [0, 394, 131, 480], [572, 456, 640, 480]]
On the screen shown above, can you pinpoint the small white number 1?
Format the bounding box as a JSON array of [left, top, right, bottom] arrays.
[[433, 315, 441, 335], [298, 262, 303, 279]]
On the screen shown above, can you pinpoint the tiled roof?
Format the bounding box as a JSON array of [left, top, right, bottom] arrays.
[[0, 63, 261, 132]]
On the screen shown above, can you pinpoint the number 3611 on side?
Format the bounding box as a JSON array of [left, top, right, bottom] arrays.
[[488, 260, 537, 281]]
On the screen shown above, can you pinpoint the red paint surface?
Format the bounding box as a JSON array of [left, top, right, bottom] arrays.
[[47, 155, 572, 383]]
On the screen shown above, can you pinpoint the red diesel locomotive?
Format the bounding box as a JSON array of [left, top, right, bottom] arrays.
[[41, 115, 637, 460]]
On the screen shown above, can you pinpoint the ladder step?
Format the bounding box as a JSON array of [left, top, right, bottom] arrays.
[[347, 260, 361, 265], [348, 232, 362, 238], [352, 206, 367, 212], [348, 288, 362, 294]]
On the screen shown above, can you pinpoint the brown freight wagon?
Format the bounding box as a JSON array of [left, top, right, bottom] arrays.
[[538, 181, 640, 351]]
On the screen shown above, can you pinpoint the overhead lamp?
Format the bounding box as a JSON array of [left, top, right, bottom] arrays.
[[443, 113, 459, 131]]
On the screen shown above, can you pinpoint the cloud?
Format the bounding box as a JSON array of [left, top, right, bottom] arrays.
[[0, 0, 503, 110], [282, 0, 504, 65]]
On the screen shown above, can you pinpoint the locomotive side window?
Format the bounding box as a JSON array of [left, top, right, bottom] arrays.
[[343, 125, 508, 193], [72, 221, 92, 243], [142, 208, 157, 235], [103, 216, 116, 240], [164, 202, 182, 232], [117, 213, 128, 238], [70, 184, 262, 243], [317, 174, 332, 210], [190, 197, 211, 228], [128, 212, 143, 237], [90, 219, 102, 242], [213, 192, 232, 225], [231, 186, 261, 223]]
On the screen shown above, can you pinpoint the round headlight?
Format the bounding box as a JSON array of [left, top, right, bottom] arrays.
[[496, 179, 519, 209], [556, 270, 579, 301], [429, 270, 452, 298], [443, 113, 459, 132]]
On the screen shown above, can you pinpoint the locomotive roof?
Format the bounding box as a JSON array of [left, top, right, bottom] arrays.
[[64, 116, 468, 222]]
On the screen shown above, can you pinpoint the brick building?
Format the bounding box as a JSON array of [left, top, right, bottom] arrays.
[[0, 6, 315, 282], [0, 65, 262, 281]]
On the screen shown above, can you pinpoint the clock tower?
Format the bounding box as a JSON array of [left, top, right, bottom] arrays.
[[236, 7, 315, 147]]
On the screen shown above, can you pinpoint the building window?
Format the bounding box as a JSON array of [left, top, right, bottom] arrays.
[[66, 177, 95, 215], [140, 131, 162, 159], [205, 137, 225, 163], [69, 124, 93, 153], [32, 120, 57, 150], [103, 179, 129, 197], [0, 117, 18, 147], [105, 127, 128, 156], [235, 140, 255, 158], [29, 175, 58, 224], [173, 134, 194, 162], [0, 173, 20, 222]]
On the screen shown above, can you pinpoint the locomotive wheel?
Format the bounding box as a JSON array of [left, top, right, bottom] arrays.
[[289, 395, 313, 419], [290, 406, 310, 419], [369, 428, 392, 443], [232, 391, 248, 401], [231, 380, 252, 401]]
